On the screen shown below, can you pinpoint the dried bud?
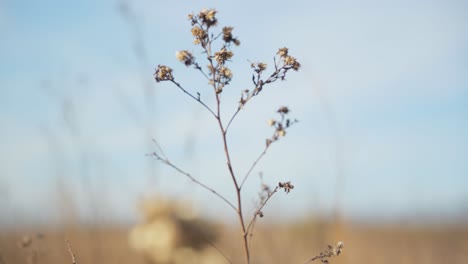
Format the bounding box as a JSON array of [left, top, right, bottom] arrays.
[[267, 119, 276, 126], [278, 129, 286, 137], [277, 106, 290, 114]]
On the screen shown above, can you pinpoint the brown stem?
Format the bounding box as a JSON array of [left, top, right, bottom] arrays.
[[149, 152, 237, 211], [65, 239, 76, 264], [239, 146, 269, 190], [216, 111, 250, 264], [246, 186, 278, 234], [224, 107, 240, 135], [170, 80, 217, 118], [204, 27, 250, 264]]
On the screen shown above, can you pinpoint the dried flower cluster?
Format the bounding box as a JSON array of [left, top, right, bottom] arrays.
[[266, 106, 299, 147], [303, 242, 344, 264], [238, 47, 301, 110]]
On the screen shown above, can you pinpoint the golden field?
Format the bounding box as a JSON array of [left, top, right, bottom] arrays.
[[1, 219, 467, 264]]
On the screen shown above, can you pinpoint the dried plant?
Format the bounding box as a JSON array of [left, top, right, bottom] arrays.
[[65, 239, 77, 264], [150, 8, 342, 264]]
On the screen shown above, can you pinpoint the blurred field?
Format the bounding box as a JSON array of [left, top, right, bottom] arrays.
[[1, 220, 467, 264]]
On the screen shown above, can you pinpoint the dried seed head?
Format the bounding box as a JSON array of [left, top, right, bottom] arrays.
[[191, 26, 207, 45], [277, 47, 289, 58], [175, 50, 195, 66], [199, 8, 217, 27], [278, 181, 294, 193], [251, 62, 267, 73], [214, 48, 233, 65], [222, 26, 240, 46], [154, 65, 174, 82], [219, 66, 233, 79], [267, 119, 276, 126]]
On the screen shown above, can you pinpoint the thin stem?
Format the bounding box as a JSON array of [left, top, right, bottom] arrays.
[[224, 107, 241, 135], [202, 235, 233, 264], [151, 139, 167, 160], [65, 239, 76, 264], [205, 37, 250, 264], [217, 114, 250, 264], [149, 152, 237, 212], [239, 146, 269, 190], [193, 62, 210, 80], [246, 186, 278, 234], [170, 79, 217, 118]]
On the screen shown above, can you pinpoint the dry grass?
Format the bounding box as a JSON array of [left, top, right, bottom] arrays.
[[1, 220, 467, 264]]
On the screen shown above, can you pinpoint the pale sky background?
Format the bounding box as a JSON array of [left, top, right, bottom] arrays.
[[1, 0, 467, 227]]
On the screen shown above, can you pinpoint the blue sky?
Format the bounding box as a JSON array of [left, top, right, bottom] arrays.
[[1, 0, 467, 226]]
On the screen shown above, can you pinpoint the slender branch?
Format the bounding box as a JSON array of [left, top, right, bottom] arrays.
[[246, 186, 278, 234], [65, 239, 76, 264], [217, 114, 250, 264], [210, 32, 223, 43], [170, 79, 217, 118], [303, 242, 344, 264], [303, 255, 322, 263], [151, 138, 167, 160], [225, 60, 285, 135], [193, 62, 210, 80], [239, 146, 269, 190], [149, 152, 237, 212], [202, 234, 233, 264], [224, 107, 241, 134]]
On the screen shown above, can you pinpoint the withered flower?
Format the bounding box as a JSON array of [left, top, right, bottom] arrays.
[[277, 47, 289, 58], [214, 48, 233, 65], [251, 62, 267, 74], [283, 55, 301, 71], [223, 27, 233, 41], [278, 181, 294, 194], [222, 27, 240, 46], [199, 8, 217, 27], [191, 26, 207, 45], [219, 66, 233, 79], [154, 65, 174, 82], [175, 50, 195, 67]]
